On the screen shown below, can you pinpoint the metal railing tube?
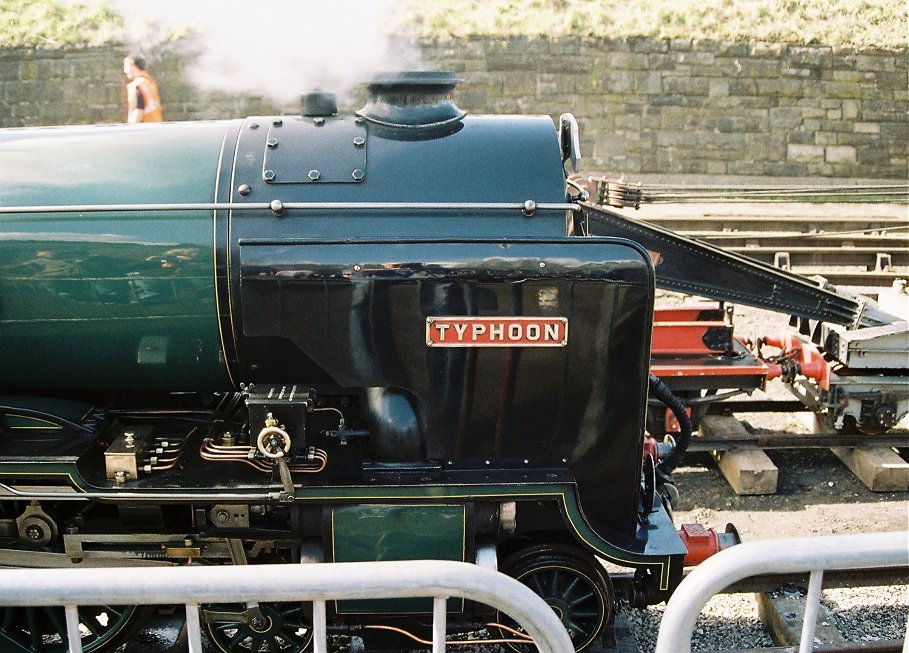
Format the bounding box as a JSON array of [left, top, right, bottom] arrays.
[[0, 559, 575, 653], [655, 531, 909, 653]]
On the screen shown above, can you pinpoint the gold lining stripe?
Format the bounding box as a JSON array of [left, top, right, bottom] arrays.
[[224, 123, 244, 369], [213, 126, 237, 388], [3, 413, 63, 430]]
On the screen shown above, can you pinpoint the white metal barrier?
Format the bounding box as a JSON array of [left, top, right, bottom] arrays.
[[655, 530, 909, 653], [0, 559, 575, 653]]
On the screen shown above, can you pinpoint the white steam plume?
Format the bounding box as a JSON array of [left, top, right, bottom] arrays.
[[108, 0, 422, 104]]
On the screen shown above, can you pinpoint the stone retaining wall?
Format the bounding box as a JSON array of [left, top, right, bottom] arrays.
[[1, 38, 905, 178]]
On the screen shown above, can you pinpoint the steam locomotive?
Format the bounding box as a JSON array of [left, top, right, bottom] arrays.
[[0, 72, 734, 651]]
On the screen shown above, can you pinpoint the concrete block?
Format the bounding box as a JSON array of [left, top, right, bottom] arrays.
[[880, 121, 909, 139], [876, 71, 909, 90], [716, 42, 750, 57], [709, 79, 729, 98], [758, 589, 846, 646], [789, 45, 828, 66], [787, 144, 825, 161], [841, 99, 860, 119], [662, 76, 709, 96], [758, 79, 805, 97], [825, 145, 857, 163], [646, 54, 676, 71], [832, 70, 862, 82], [630, 38, 669, 54], [750, 43, 787, 58], [824, 81, 861, 99]]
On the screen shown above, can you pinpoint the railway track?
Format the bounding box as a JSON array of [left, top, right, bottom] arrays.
[[603, 202, 909, 288]]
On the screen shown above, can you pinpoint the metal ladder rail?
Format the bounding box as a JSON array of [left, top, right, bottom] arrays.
[[0, 559, 575, 653], [655, 531, 909, 653]]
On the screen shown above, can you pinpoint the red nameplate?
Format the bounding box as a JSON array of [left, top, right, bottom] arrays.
[[426, 317, 568, 347]]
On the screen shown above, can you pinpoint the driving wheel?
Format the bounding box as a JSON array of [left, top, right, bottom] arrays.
[[0, 604, 150, 653], [495, 544, 615, 652], [205, 602, 313, 652]]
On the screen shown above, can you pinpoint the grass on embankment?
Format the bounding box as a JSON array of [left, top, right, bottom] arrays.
[[1, 0, 906, 49], [0, 0, 121, 47], [396, 0, 908, 49]]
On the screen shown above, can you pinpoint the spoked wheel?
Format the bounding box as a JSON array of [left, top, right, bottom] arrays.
[[0, 604, 149, 653], [495, 544, 615, 653], [205, 602, 313, 652]]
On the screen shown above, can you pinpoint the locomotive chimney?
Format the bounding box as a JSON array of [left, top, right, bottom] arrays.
[[300, 90, 338, 117], [356, 71, 465, 129]]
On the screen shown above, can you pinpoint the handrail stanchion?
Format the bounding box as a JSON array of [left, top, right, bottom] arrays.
[[64, 605, 83, 653], [902, 616, 908, 653], [313, 600, 328, 653], [798, 570, 824, 653], [186, 602, 203, 653], [433, 596, 447, 653]]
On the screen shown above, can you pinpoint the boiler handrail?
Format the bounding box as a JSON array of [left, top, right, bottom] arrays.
[[0, 559, 575, 653], [655, 531, 909, 653]]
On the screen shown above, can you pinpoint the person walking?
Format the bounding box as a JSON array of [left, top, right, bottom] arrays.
[[123, 54, 164, 123]]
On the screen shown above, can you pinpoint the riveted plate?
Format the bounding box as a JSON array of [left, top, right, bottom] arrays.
[[262, 117, 367, 184]]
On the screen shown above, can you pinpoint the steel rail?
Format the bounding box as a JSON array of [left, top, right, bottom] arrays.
[[0, 201, 580, 214], [710, 246, 909, 267], [694, 233, 908, 244], [589, 179, 909, 204], [703, 400, 809, 413], [655, 531, 909, 653], [628, 184, 908, 192], [788, 270, 906, 287], [0, 560, 575, 653], [639, 194, 908, 203], [686, 431, 909, 452], [612, 566, 909, 598], [630, 217, 908, 233]]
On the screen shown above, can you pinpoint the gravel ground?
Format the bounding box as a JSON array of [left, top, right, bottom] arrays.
[[624, 594, 774, 653], [624, 584, 909, 653], [620, 295, 909, 653]]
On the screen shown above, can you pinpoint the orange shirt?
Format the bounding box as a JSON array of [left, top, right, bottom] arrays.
[[127, 74, 164, 123]]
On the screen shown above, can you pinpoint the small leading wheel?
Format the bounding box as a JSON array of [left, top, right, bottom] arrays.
[[495, 544, 615, 653], [0, 604, 149, 653], [205, 602, 313, 653]]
